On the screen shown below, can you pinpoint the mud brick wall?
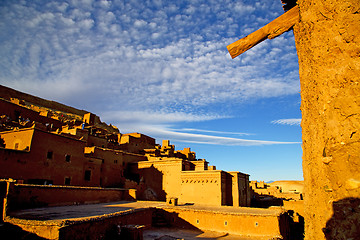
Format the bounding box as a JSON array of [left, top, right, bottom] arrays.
[[294, 1, 360, 239], [7, 184, 136, 210]]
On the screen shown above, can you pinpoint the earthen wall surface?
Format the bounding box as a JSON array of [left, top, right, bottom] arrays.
[[0, 99, 63, 129], [162, 207, 287, 238], [180, 171, 224, 206], [86, 147, 125, 187], [0, 127, 103, 187], [120, 133, 156, 154], [294, 1, 360, 239], [1, 128, 34, 151], [137, 159, 183, 201], [7, 184, 135, 210], [229, 172, 251, 207], [6, 208, 151, 240], [85, 147, 146, 187]]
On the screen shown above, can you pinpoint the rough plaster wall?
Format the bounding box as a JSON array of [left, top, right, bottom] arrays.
[[294, 1, 360, 239]]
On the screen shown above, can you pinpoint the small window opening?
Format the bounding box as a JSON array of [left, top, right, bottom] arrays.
[[84, 170, 91, 181], [114, 160, 118, 164], [65, 154, 71, 162], [47, 151, 53, 159], [64, 177, 71, 185], [14, 143, 19, 150], [224, 221, 228, 226]]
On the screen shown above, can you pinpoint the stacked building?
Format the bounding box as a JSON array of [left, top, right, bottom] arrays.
[[0, 86, 250, 207]]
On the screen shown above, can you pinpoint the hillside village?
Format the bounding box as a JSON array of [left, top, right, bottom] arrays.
[[0, 84, 253, 206], [0, 85, 304, 239]]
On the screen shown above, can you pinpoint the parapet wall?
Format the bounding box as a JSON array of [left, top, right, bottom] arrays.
[[6, 208, 153, 240], [5, 204, 290, 240], [7, 184, 136, 210], [161, 206, 289, 239]]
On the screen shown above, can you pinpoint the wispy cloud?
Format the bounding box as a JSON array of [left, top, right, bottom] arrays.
[[271, 119, 301, 126], [100, 110, 226, 124], [101, 110, 300, 146], [116, 122, 300, 146], [175, 128, 252, 136], [153, 126, 300, 146]]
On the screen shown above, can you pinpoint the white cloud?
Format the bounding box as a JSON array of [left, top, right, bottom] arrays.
[[271, 119, 301, 126], [134, 19, 147, 27], [98, 110, 300, 146], [100, 110, 225, 124], [176, 128, 252, 136], [115, 122, 300, 146], [233, 2, 256, 15], [152, 126, 300, 146], [0, 0, 299, 122]]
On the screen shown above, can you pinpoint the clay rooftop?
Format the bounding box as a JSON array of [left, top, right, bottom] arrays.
[[7, 201, 285, 240], [9, 200, 283, 221]]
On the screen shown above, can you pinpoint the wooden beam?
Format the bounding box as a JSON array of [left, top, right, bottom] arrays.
[[227, 5, 299, 59]]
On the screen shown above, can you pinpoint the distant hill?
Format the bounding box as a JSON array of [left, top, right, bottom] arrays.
[[270, 180, 304, 193], [0, 85, 88, 117]]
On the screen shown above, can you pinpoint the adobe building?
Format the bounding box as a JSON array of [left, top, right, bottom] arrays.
[[84, 146, 146, 187], [0, 125, 96, 186], [129, 140, 251, 207], [0, 126, 250, 207], [0, 124, 148, 188], [0, 96, 251, 208], [119, 132, 156, 154], [0, 98, 64, 131]]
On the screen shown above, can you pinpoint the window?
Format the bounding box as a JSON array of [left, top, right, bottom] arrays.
[[114, 160, 118, 164], [64, 177, 71, 185], [65, 154, 71, 162], [84, 170, 91, 181], [14, 143, 19, 150], [47, 151, 53, 159]]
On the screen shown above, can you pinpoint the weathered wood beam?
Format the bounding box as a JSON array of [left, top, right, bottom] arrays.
[[227, 5, 299, 59]]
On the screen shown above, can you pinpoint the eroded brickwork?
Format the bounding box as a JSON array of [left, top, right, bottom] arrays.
[[294, 1, 360, 239]]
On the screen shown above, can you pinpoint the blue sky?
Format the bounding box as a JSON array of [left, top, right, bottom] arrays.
[[0, 0, 302, 181]]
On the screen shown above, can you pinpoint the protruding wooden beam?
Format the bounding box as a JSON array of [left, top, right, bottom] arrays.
[[227, 5, 299, 59]]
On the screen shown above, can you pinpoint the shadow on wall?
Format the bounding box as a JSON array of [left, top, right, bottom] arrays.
[[126, 164, 167, 201], [0, 223, 46, 240], [323, 197, 360, 239], [287, 210, 304, 240], [251, 193, 284, 208], [152, 208, 201, 231]]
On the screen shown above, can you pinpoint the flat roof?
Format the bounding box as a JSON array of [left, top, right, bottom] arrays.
[[8, 200, 283, 221]]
